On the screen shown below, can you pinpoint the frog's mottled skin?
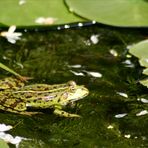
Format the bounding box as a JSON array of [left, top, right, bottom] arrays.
[[0, 77, 89, 117]]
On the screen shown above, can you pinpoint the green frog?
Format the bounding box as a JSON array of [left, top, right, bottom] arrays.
[[0, 77, 89, 117]]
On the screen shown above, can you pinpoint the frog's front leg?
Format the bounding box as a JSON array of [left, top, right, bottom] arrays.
[[53, 108, 80, 118]]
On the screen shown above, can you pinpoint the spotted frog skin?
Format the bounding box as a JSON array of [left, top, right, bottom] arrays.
[[0, 77, 89, 117]]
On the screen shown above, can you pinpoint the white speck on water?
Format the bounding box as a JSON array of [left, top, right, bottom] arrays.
[[117, 92, 128, 98], [84, 40, 91, 46], [92, 20, 96, 24], [84, 70, 102, 78], [136, 110, 148, 116], [115, 113, 127, 118], [70, 70, 84, 76], [124, 134, 131, 138], [122, 59, 132, 65], [88, 71, 102, 78], [57, 26, 61, 30], [122, 59, 135, 68], [68, 64, 82, 68], [126, 54, 132, 58], [78, 23, 83, 27], [109, 49, 118, 57], [134, 136, 138, 139], [107, 125, 114, 129], [137, 98, 148, 103], [90, 34, 100, 44], [24, 29, 27, 32], [64, 25, 70, 29]]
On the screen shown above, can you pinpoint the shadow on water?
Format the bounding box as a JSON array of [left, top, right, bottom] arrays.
[[0, 25, 147, 147]]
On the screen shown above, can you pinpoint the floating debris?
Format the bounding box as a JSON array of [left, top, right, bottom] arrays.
[[0, 132, 26, 148], [57, 26, 61, 30], [126, 54, 132, 58], [90, 34, 100, 44], [68, 64, 82, 68], [124, 134, 131, 138], [70, 70, 84, 76], [0, 124, 12, 132], [78, 23, 83, 27], [115, 113, 127, 118], [137, 98, 148, 103], [0, 26, 22, 44], [122, 59, 132, 65], [0, 123, 28, 148], [141, 136, 147, 141], [109, 49, 118, 57], [136, 110, 148, 116], [116, 92, 128, 98], [84, 40, 91, 46], [134, 136, 138, 139], [92, 20, 96, 24], [35, 17, 57, 25], [107, 125, 114, 129], [64, 25, 70, 29], [122, 59, 135, 68], [84, 70, 102, 78]]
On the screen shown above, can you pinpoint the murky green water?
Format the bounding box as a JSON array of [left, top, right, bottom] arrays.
[[0, 25, 147, 147]]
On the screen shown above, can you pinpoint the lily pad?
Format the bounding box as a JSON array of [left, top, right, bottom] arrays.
[[65, 0, 148, 27], [139, 58, 148, 68], [0, 0, 84, 27], [140, 79, 148, 88], [129, 40, 148, 88], [143, 68, 148, 75], [129, 39, 148, 59], [0, 139, 9, 148]]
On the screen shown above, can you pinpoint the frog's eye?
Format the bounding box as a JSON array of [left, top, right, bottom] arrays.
[[68, 81, 76, 87], [68, 81, 77, 91]]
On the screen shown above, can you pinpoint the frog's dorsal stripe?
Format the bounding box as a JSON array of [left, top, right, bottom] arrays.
[[15, 83, 69, 93]]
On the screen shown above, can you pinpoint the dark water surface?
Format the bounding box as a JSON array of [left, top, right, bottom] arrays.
[[0, 25, 147, 147]]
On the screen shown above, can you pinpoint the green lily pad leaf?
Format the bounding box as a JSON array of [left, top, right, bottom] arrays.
[[129, 40, 148, 88], [0, 139, 9, 148], [0, 0, 84, 27], [65, 0, 148, 27], [143, 68, 148, 75], [139, 58, 148, 68], [129, 40, 148, 59], [140, 79, 148, 88]]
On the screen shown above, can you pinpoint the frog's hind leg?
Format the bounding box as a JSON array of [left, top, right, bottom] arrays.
[[0, 103, 41, 116], [0, 104, 24, 114]]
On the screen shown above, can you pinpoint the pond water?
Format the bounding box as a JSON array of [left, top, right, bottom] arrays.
[[0, 25, 147, 147]]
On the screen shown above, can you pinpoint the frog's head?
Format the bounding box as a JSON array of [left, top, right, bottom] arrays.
[[60, 81, 89, 105]]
